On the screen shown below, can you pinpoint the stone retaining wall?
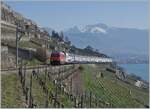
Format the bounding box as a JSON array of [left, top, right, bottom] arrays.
[[1, 45, 35, 69]]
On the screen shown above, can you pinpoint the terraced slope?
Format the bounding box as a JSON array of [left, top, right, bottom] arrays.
[[1, 67, 75, 108], [81, 64, 149, 108], [1, 64, 149, 108]]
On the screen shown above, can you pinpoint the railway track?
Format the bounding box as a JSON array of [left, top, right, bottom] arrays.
[[1, 62, 110, 72], [1, 64, 72, 71], [1, 64, 78, 74], [1, 65, 47, 72]]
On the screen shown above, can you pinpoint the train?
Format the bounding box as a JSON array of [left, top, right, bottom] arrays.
[[49, 51, 113, 65]]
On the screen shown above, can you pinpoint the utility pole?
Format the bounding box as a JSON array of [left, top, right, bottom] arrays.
[[16, 24, 19, 68], [16, 23, 30, 68]]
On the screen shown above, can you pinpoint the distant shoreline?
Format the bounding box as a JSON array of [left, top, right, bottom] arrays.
[[117, 62, 149, 64], [119, 63, 149, 82]]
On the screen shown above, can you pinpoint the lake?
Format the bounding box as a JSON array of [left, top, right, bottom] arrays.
[[119, 64, 149, 81]]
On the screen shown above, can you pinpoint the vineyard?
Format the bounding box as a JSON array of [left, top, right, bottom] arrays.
[[1, 64, 149, 108], [81, 65, 149, 108]]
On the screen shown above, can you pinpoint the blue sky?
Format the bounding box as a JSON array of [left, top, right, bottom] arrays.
[[5, 1, 148, 31]]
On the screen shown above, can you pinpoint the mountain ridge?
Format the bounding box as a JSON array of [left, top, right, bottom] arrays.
[[44, 23, 148, 63]]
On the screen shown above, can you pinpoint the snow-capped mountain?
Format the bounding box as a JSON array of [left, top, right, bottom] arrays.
[[64, 23, 148, 58], [44, 23, 148, 63], [66, 23, 108, 34], [66, 26, 81, 33], [80, 23, 108, 34]]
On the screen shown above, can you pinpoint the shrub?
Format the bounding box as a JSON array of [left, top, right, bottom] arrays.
[[79, 65, 84, 71]]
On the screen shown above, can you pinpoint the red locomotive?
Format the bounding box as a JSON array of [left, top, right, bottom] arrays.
[[50, 51, 66, 65]]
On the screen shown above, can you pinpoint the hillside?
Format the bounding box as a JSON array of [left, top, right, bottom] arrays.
[[63, 23, 148, 63], [1, 2, 148, 108], [44, 23, 148, 63], [2, 64, 149, 108], [81, 64, 149, 107], [64, 23, 148, 55]]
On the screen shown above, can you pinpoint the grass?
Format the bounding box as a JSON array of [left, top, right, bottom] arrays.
[[18, 41, 41, 49], [31, 75, 48, 107], [2, 73, 54, 108], [25, 72, 74, 108], [18, 58, 43, 67], [43, 73, 74, 108], [1, 64, 148, 108], [1, 74, 24, 108], [26, 58, 43, 66], [81, 64, 149, 108]]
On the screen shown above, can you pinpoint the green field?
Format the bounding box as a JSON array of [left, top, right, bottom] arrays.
[[81, 64, 149, 108], [1, 74, 24, 108], [1, 72, 74, 108], [1, 64, 149, 108]]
